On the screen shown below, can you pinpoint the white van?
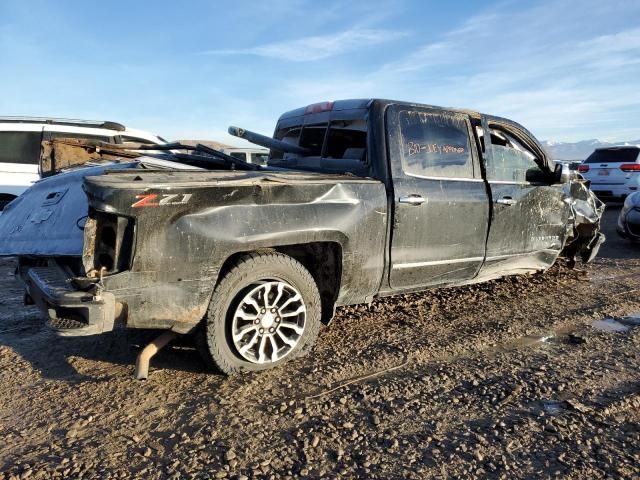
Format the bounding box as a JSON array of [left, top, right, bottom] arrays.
[[0, 117, 165, 210]]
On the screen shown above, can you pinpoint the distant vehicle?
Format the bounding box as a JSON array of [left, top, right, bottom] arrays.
[[222, 147, 269, 166], [578, 146, 640, 200], [617, 191, 640, 241], [0, 117, 165, 210], [559, 160, 582, 171]]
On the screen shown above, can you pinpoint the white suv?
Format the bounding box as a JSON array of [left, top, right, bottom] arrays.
[[579, 146, 640, 200], [0, 117, 165, 210]]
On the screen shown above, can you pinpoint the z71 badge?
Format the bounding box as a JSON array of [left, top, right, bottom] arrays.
[[132, 193, 192, 208]]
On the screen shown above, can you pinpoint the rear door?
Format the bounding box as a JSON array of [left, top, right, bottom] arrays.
[[480, 120, 568, 277], [386, 105, 490, 289]]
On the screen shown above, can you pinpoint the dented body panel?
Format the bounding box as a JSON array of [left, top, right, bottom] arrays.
[[0, 99, 605, 337]]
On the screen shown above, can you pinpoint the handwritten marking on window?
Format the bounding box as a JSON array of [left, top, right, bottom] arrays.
[[407, 142, 466, 156]]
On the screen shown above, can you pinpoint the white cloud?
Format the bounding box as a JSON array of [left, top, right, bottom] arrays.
[[200, 27, 405, 62]]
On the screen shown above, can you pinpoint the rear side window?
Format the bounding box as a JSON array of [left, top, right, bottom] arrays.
[[0, 131, 41, 165], [486, 127, 544, 183], [229, 152, 247, 161], [298, 124, 326, 156], [585, 148, 639, 164], [399, 110, 474, 179], [325, 120, 367, 161]]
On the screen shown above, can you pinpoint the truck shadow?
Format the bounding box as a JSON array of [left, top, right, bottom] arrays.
[[0, 317, 211, 382]]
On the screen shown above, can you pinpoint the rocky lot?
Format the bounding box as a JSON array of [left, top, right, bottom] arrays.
[[0, 205, 639, 479]]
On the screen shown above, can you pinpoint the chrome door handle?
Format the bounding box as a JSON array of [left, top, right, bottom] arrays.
[[399, 194, 425, 206], [496, 197, 517, 206]]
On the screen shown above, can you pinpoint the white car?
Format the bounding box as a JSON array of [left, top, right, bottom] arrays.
[[0, 117, 165, 210], [617, 191, 640, 241], [222, 147, 269, 166], [579, 145, 640, 200]]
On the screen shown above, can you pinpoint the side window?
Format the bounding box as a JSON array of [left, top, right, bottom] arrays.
[[229, 152, 247, 161], [0, 131, 41, 165], [250, 153, 269, 166], [486, 127, 544, 183], [399, 110, 474, 179]]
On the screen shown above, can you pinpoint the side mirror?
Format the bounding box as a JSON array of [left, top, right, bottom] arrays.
[[555, 162, 573, 183]]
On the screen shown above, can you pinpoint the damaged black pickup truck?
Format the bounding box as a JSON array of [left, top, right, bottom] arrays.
[[0, 99, 604, 376]]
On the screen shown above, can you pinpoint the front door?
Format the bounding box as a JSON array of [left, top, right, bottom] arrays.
[[386, 105, 490, 290], [480, 119, 569, 278]]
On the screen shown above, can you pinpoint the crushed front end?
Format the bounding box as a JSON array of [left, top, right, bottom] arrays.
[[561, 179, 606, 266]]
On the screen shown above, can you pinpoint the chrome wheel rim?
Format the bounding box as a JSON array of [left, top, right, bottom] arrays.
[[231, 280, 306, 364]]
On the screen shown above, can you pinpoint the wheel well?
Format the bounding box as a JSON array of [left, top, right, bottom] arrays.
[[218, 242, 342, 324]]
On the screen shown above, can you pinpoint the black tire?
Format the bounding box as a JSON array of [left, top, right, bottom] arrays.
[[201, 252, 322, 374]]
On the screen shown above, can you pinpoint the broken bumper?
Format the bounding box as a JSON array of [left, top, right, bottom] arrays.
[[22, 265, 117, 337]]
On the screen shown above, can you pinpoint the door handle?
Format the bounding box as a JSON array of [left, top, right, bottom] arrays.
[[496, 197, 517, 206], [399, 194, 425, 206]]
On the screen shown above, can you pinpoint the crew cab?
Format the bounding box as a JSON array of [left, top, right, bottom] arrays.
[[0, 99, 604, 375]]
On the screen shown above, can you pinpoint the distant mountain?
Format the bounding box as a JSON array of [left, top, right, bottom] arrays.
[[541, 139, 640, 161]]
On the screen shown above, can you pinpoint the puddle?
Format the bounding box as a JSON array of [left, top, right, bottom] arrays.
[[592, 318, 631, 333], [500, 334, 554, 351], [542, 399, 565, 415], [620, 313, 640, 326]]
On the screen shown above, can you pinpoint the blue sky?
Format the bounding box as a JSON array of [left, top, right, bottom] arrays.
[[1, 0, 639, 145]]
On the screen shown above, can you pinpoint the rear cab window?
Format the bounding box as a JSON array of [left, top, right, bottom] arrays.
[[269, 102, 370, 175]]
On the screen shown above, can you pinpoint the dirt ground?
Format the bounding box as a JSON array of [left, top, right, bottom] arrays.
[[1, 205, 639, 480]]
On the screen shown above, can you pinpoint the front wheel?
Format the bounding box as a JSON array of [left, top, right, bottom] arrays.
[[201, 252, 322, 374]]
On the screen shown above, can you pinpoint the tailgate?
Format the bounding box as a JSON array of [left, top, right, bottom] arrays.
[[0, 164, 136, 257]]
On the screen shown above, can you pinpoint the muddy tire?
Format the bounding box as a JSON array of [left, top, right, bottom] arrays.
[[200, 252, 322, 374]]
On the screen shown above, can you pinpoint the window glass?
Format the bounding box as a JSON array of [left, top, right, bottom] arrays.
[[272, 126, 302, 160], [585, 148, 639, 164], [298, 124, 327, 156], [229, 152, 247, 161], [250, 153, 269, 166], [325, 120, 367, 161], [399, 110, 473, 178], [122, 136, 156, 145], [486, 128, 544, 182], [0, 131, 41, 165]]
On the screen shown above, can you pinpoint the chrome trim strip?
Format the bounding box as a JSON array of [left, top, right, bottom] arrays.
[[485, 249, 558, 262], [404, 172, 484, 183], [393, 256, 485, 269]]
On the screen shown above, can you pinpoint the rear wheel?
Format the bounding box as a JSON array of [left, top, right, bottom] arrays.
[[201, 252, 322, 374]]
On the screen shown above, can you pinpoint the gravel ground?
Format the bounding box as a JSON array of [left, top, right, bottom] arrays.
[[0, 205, 639, 479]]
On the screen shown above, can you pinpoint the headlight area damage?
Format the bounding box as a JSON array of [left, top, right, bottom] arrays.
[[560, 180, 606, 266]]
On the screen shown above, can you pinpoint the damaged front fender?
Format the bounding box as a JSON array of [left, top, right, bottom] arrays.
[[561, 180, 606, 265]]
